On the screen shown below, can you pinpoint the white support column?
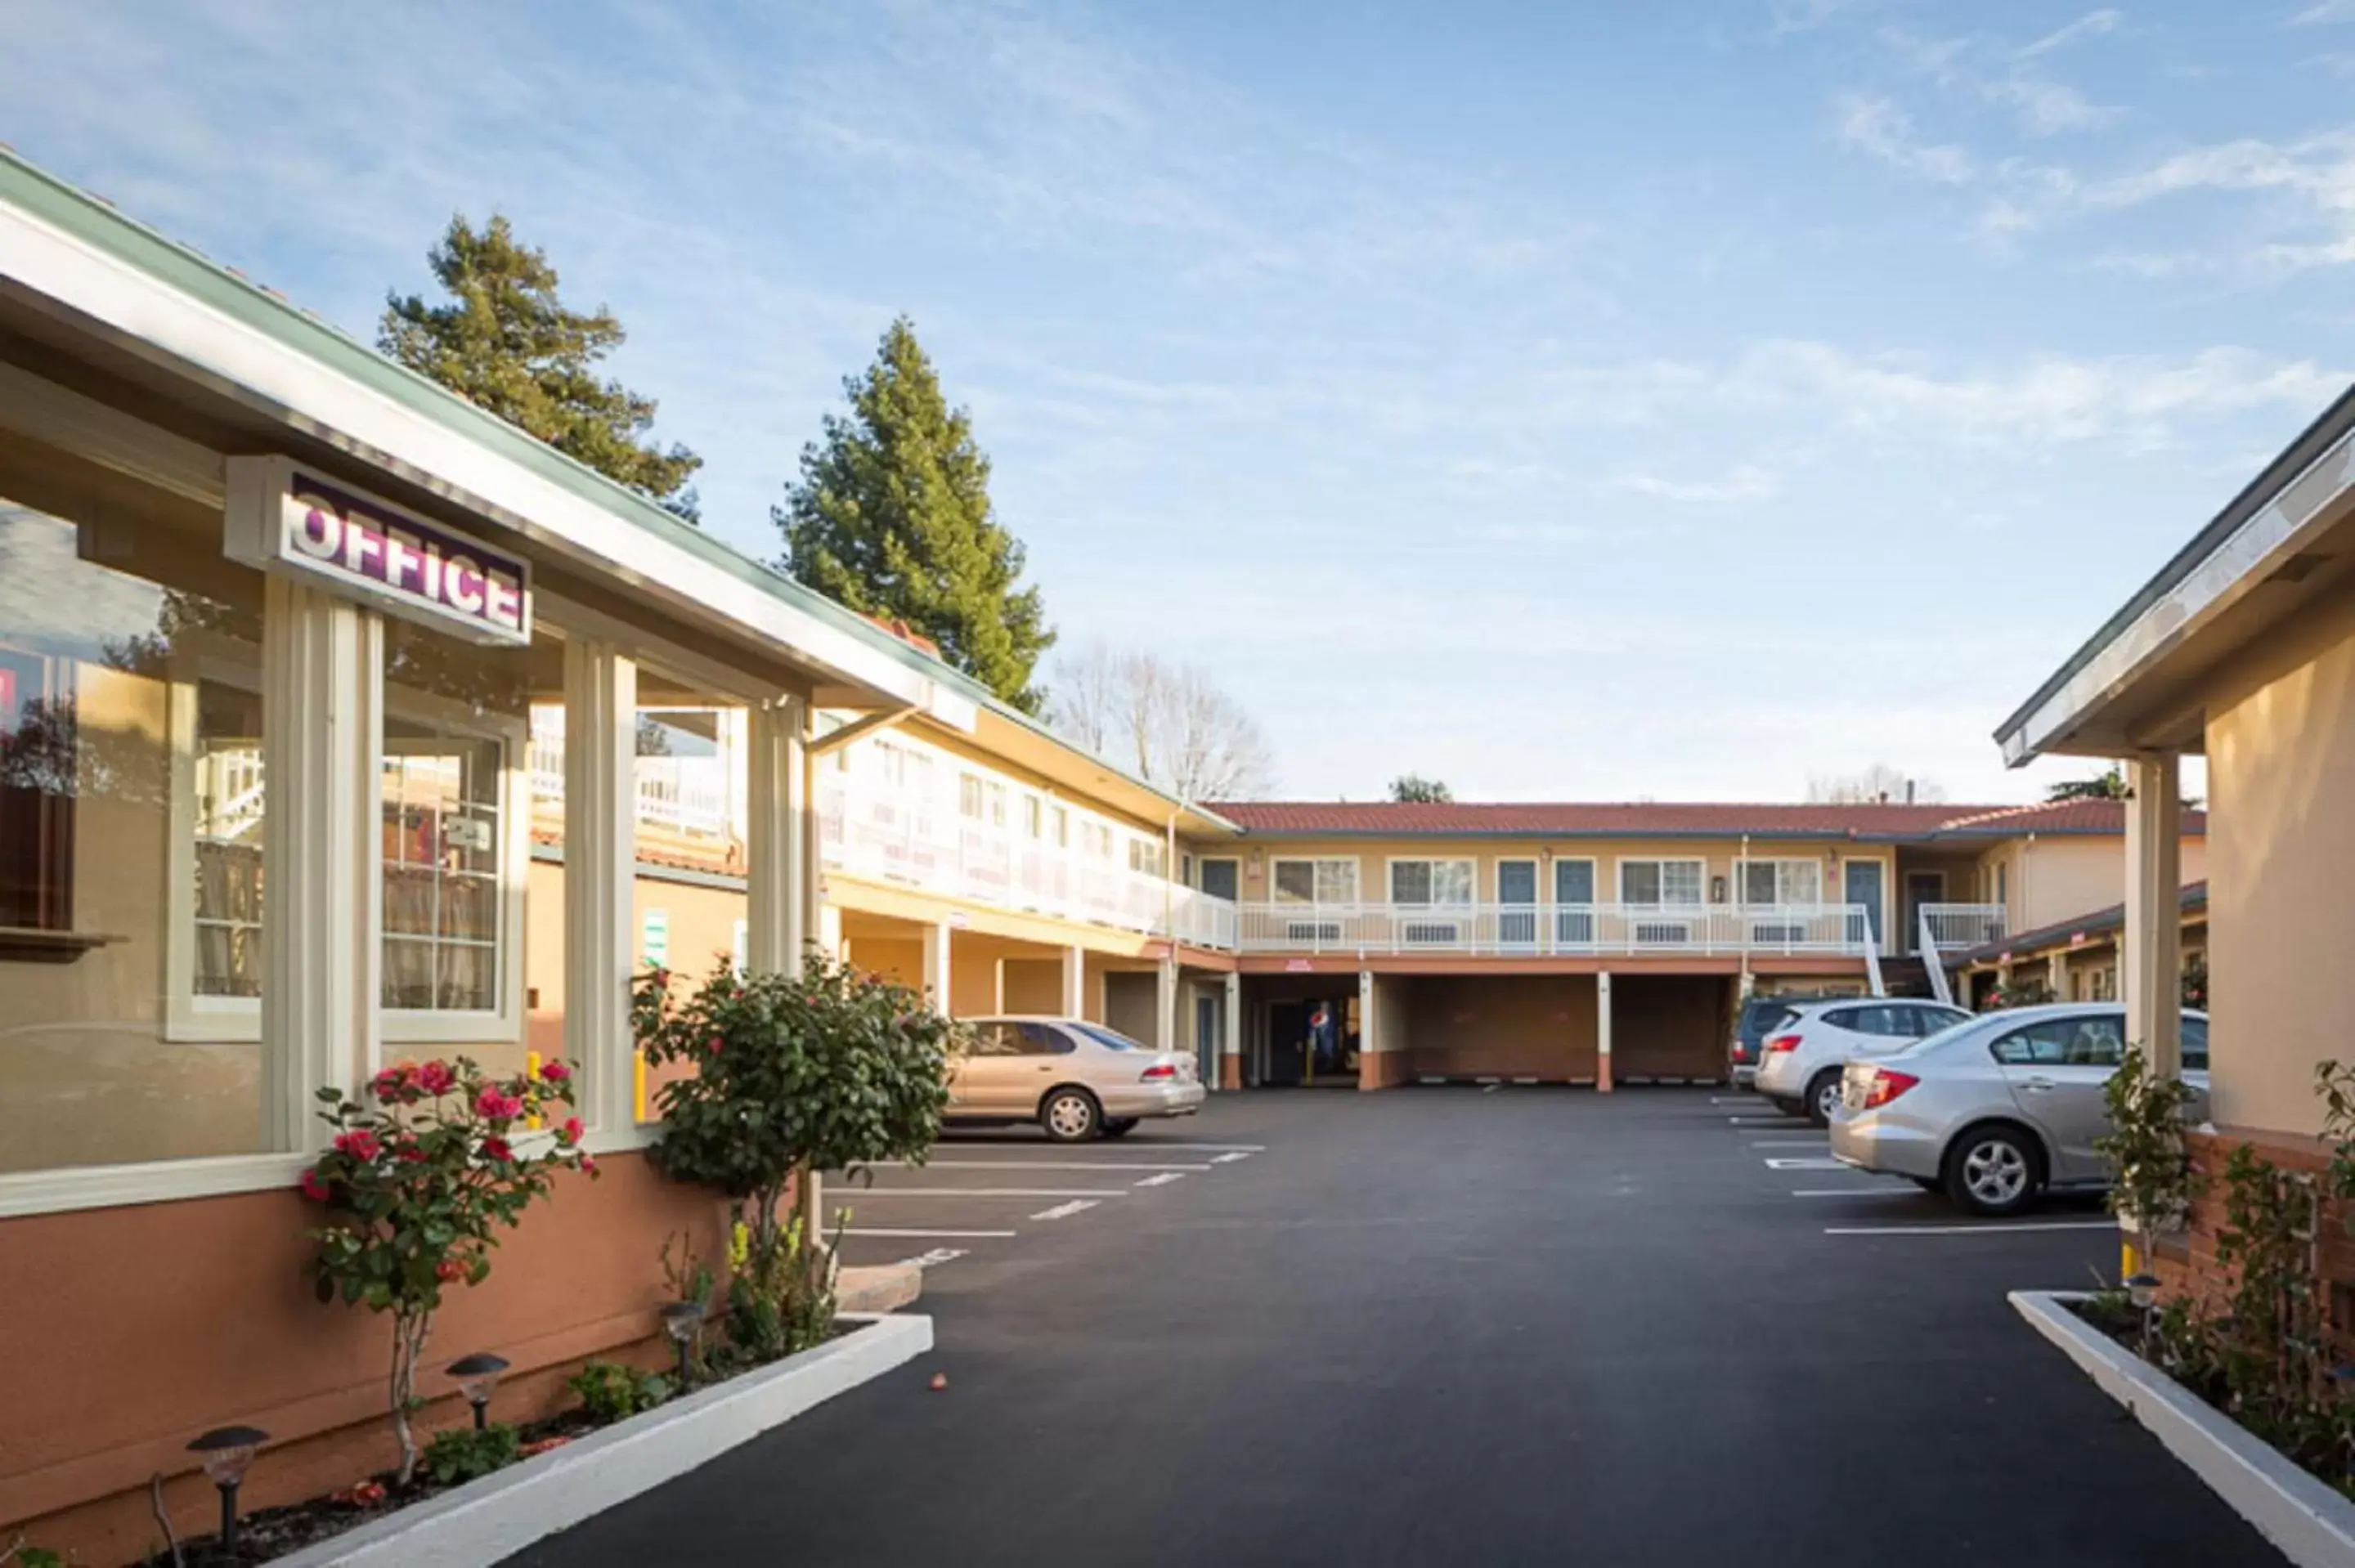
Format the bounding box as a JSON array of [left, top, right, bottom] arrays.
[[261, 578, 377, 1152], [1357, 969, 1377, 1091], [565, 639, 638, 1133], [2124, 753, 2184, 1078], [2048, 949, 2069, 1001], [1156, 957, 1180, 1053], [746, 693, 809, 978], [1596, 970, 1614, 1094], [1222, 971, 1243, 1091], [1061, 943, 1088, 1019], [990, 958, 1007, 1014], [923, 921, 955, 1013]]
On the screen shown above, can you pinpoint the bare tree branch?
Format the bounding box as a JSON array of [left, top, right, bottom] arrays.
[[1047, 643, 1275, 800], [1804, 763, 1945, 805]]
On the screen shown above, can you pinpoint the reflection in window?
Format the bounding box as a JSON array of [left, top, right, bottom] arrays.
[[192, 680, 265, 997], [381, 728, 505, 1012]]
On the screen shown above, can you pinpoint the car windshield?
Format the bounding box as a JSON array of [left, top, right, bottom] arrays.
[[1071, 1022, 1147, 1052], [1740, 1001, 1799, 1047]]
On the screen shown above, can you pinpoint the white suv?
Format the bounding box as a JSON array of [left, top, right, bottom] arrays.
[[1754, 999, 1972, 1127]]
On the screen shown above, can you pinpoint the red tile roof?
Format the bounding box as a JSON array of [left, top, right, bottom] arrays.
[[1204, 800, 2204, 840]]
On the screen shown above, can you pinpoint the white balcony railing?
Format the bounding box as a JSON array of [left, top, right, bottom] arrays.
[[1918, 903, 2007, 952], [819, 774, 1240, 950], [1236, 902, 1877, 958]]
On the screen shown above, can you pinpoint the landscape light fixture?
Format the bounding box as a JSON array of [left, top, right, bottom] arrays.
[[446, 1352, 511, 1431], [186, 1425, 268, 1552], [2124, 1272, 2163, 1363], [662, 1301, 706, 1387]]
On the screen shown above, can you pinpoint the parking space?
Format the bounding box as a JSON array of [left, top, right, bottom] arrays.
[[526, 1086, 2278, 1568], [825, 1122, 1270, 1284]]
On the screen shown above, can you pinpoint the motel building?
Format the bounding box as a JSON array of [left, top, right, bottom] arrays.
[[1993, 382, 2355, 1310], [0, 146, 2217, 1559]]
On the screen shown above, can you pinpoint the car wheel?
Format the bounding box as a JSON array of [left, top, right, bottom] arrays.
[[1101, 1118, 1139, 1138], [1768, 1096, 1804, 1120], [1040, 1087, 1101, 1143], [1944, 1127, 2043, 1216], [1805, 1071, 1845, 1128]]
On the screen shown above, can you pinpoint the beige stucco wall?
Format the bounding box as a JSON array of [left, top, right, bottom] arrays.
[[2204, 589, 2355, 1136], [2007, 835, 2206, 934]]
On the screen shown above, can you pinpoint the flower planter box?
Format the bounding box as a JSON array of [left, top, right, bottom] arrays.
[[264, 1312, 931, 1567], [2012, 1289, 2355, 1568]]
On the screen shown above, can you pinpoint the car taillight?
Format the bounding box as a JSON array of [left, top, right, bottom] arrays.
[[1140, 1064, 1178, 1081], [1764, 1033, 1802, 1055], [1731, 1044, 1752, 1062], [1861, 1069, 1918, 1109]]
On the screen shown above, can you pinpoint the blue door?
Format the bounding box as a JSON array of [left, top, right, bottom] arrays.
[[1498, 859, 1537, 947], [1844, 861, 1885, 949]]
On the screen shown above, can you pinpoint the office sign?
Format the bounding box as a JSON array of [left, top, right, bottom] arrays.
[[227, 457, 531, 645]]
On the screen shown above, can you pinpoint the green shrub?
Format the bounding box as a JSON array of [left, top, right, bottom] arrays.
[[568, 1359, 672, 1424], [419, 1422, 521, 1486]]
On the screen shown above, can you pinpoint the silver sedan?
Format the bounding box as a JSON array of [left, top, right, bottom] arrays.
[[1827, 1003, 2208, 1216], [946, 1016, 1205, 1142]]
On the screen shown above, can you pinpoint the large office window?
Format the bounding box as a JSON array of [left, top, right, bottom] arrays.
[[0, 446, 271, 1174], [1619, 858, 1703, 906]]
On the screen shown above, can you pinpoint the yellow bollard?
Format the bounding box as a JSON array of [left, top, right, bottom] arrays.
[[634, 1051, 648, 1123], [524, 1051, 544, 1129]]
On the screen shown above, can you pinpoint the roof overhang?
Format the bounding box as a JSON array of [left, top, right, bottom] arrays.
[[1996, 384, 2355, 765], [0, 153, 976, 732], [966, 706, 1240, 838]]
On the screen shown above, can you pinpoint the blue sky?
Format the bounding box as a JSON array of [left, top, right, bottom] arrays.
[[7, 1, 2351, 802]]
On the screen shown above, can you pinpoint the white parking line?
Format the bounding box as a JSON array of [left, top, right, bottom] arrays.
[[1029, 1199, 1101, 1221], [1789, 1188, 1918, 1198], [844, 1227, 1017, 1239], [1209, 1151, 1254, 1164], [1748, 1140, 1829, 1149], [1709, 1096, 1754, 1104], [1823, 1221, 2117, 1236], [884, 1160, 1213, 1172], [1727, 1116, 1810, 1127], [1762, 1157, 1846, 1171], [837, 1188, 1124, 1199], [891, 1247, 970, 1268], [1133, 1172, 1188, 1188]]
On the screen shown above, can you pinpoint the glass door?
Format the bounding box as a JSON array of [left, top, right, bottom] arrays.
[[1497, 859, 1537, 948]]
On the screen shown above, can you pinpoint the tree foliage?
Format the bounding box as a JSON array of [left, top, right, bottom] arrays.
[[778, 317, 1053, 710], [1050, 643, 1274, 800], [381, 215, 703, 519], [2047, 765, 2128, 801], [1388, 774, 1453, 804]]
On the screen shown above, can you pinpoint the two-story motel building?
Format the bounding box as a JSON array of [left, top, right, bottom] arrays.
[[0, 145, 2205, 1559]]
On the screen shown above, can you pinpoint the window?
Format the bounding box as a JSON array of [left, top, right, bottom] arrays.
[[1909, 1005, 1971, 1037], [1619, 858, 1702, 906], [1081, 821, 1114, 860], [1825, 1005, 1912, 1037], [2182, 1016, 2209, 1072], [1272, 857, 1357, 904], [1989, 1013, 2125, 1068], [380, 619, 547, 1056], [1389, 858, 1474, 906], [1052, 804, 1070, 849], [958, 773, 984, 820], [1554, 858, 1596, 943], [971, 1021, 1071, 1056], [1023, 795, 1043, 839], [1738, 858, 1821, 907], [1129, 837, 1167, 878], [1198, 858, 1240, 901], [0, 461, 272, 1175]]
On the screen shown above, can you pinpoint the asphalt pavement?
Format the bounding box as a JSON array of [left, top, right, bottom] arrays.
[[507, 1086, 2282, 1567]]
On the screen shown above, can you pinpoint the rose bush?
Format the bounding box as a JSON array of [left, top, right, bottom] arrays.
[[302, 1056, 591, 1483]]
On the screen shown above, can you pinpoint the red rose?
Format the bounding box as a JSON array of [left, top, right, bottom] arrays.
[[580, 1155, 599, 1176], [334, 1129, 382, 1162], [708, 1036, 724, 1055], [436, 1258, 464, 1282], [299, 1167, 330, 1202], [481, 1136, 514, 1163], [395, 1141, 428, 1163], [475, 1088, 523, 1122], [370, 1068, 404, 1104], [537, 1060, 571, 1084], [418, 1060, 455, 1095], [559, 1117, 584, 1145]]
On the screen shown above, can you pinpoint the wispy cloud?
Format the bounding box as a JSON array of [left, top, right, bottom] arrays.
[[1609, 464, 1782, 504], [2019, 9, 2128, 58], [2293, 0, 2355, 24], [1837, 94, 1976, 182]]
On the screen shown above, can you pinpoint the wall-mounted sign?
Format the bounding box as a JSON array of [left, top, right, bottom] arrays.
[[642, 909, 670, 970], [227, 457, 531, 646]]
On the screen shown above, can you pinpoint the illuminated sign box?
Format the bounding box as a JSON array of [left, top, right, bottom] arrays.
[[226, 457, 532, 646]]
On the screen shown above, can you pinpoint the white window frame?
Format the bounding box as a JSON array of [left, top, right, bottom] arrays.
[[164, 652, 269, 1042], [1617, 857, 1704, 907], [1551, 856, 1597, 904], [1270, 856, 1358, 906], [1386, 856, 1475, 907], [1734, 857, 1822, 909], [1196, 855, 1240, 899], [375, 681, 532, 1046]]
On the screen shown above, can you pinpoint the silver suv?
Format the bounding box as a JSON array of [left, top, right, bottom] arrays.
[[1753, 998, 1972, 1127]]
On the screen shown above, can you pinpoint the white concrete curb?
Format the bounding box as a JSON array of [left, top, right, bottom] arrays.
[[269, 1312, 932, 1567], [2012, 1289, 2355, 1568]]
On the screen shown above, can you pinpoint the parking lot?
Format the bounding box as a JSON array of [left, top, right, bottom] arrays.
[[517, 1087, 2281, 1568]]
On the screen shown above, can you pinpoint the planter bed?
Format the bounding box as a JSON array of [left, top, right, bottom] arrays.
[[2013, 1289, 2355, 1568], [135, 1313, 929, 1567]]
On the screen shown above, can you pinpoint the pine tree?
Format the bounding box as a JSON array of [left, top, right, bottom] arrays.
[[778, 317, 1053, 710], [380, 215, 702, 520]]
